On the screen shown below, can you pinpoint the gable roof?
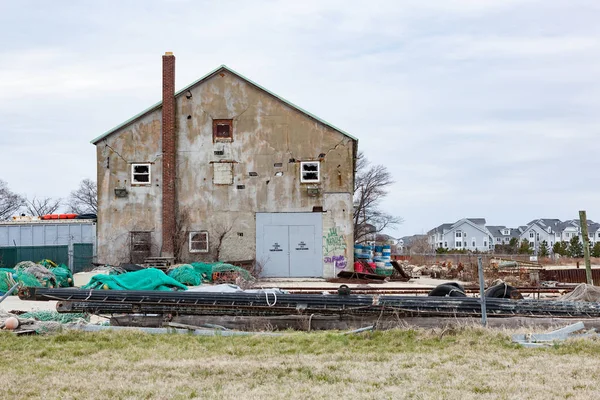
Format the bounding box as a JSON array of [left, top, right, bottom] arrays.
[[466, 218, 486, 225], [428, 223, 453, 235], [448, 218, 491, 237], [91, 64, 358, 145]]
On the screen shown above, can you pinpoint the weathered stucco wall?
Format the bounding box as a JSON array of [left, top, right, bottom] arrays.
[[96, 112, 163, 265], [96, 70, 355, 276]]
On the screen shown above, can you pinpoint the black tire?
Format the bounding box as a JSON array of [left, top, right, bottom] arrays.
[[443, 282, 465, 292], [428, 284, 467, 297], [485, 283, 519, 299]]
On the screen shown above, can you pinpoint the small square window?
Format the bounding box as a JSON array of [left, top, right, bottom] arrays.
[[131, 163, 151, 185], [300, 161, 320, 183], [213, 119, 233, 142], [189, 231, 209, 253]]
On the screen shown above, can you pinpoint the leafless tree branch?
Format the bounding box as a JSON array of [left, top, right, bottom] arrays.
[[0, 179, 25, 220], [67, 179, 97, 214], [26, 196, 62, 217], [353, 151, 402, 243]]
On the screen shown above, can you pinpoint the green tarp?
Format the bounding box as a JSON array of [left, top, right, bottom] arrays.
[[82, 268, 188, 291]]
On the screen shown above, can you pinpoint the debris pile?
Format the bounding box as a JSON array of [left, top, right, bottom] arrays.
[[1, 310, 66, 335], [513, 321, 598, 348]]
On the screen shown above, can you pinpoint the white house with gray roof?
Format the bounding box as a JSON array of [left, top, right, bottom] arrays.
[[425, 217, 600, 254], [486, 226, 521, 247], [428, 218, 493, 252]]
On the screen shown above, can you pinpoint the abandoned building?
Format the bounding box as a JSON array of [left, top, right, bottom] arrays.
[[91, 53, 358, 278]]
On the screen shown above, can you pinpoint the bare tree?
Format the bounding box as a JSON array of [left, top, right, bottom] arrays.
[[406, 236, 430, 255], [0, 179, 25, 220], [353, 152, 402, 243], [26, 196, 62, 217], [173, 207, 191, 263], [213, 220, 235, 262], [68, 179, 97, 214]]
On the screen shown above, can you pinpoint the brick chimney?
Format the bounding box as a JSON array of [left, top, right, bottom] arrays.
[[162, 52, 176, 257]]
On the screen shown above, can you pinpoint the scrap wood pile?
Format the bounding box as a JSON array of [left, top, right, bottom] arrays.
[[0, 259, 74, 295], [19, 286, 600, 319]]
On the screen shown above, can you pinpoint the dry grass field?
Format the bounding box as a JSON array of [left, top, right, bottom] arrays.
[[2, 327, 600, 399]]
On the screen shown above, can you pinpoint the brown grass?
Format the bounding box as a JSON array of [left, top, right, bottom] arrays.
[[2, 327, 600, 399]]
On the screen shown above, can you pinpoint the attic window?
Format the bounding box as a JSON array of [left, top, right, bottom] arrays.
[[131, 163, 151, 185], [213, 119, 233, 142], [300, 161, 320, 183], [189, 231, 209, 253]]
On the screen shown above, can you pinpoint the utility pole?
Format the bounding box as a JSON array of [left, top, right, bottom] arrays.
[[579, 210, 593, 285]]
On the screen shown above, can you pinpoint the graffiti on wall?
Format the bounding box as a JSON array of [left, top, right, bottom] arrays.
[[323, 227, 348, 270], [323, 227, 346, 255], [324, 255, 347, 270]]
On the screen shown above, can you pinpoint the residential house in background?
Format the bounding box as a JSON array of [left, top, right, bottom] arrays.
[[422, 217, 599, 255], [428, 218, 492, 252], [486, 226, 521, 247], [519, 219, 562, 252]]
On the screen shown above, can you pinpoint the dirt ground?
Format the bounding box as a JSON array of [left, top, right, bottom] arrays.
[[2, 327, 600, 399]]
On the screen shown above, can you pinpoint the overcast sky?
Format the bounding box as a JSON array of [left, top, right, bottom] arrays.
[[1, 0, 599, 237]]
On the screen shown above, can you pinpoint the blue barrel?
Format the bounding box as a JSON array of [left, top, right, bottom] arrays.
[[375, 245, 383, 253], [354, 244, 363, 256], [382, 245, 391, 255]]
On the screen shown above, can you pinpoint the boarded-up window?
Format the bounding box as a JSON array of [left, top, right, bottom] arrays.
[[213, 119, 233, 142], [300, 161, 320, 183], [130, 231, 151, 264], [189, 231, 209, 253], [131, 163, 151, 185], [213, 163, 233, 185]]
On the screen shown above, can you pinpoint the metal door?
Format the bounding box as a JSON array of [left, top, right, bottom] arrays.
[[289, 225, 320, 277], [261, 225, 289, 277], [256, 213, 323, 278]]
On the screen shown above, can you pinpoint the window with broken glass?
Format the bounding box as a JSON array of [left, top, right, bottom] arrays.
[[213, 119, 233, 142], [300, 161, 320, 183], [189, 231, 209, 253], [131, 163, 151, 185]]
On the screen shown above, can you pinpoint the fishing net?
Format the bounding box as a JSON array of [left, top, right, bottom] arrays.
[[23, 265, 57, 288], [19, 310, 89, 324], [189, 262, 215, 282], [49, 265, 74, 287], [16, 273, 43, 288], [0, 271, 17, 293], [91, 265, 126, 275], [14, 260, 38, 273], [82, 268, 188, 291], [38, 259, 58, 269], [559, 284, 600, 302], [189, 262, 253, 282], [168, 264, 202, 286], [0, 270, 42, 294]]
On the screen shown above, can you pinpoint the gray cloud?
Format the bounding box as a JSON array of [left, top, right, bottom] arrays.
[[0, 0, 598, 235]]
